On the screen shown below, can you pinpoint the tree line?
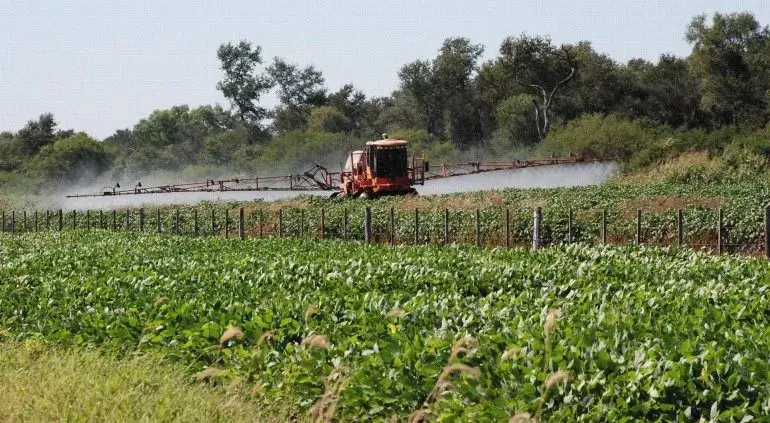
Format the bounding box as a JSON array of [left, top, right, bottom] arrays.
[[1, 12, 769, 190]]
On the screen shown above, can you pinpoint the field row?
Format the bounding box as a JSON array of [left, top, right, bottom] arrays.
[[1, 201, 769, 256], [1, 232, 769, 421]]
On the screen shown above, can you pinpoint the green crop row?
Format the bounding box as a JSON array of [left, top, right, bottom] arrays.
[[1, 232, 769, 421], [2, 181, 769, 254]]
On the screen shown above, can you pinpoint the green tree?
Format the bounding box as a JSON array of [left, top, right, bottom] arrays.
[[326, 84, 370, 135], [216, 41, 274, 138], [494, 94, 538, 147], [397, 37, 484, 145], [432, 37, 485, 146], [0, 133, 23, 172], [557, 41, 621, 119], [686, 12, 770, 129], [397, 59, 444, 136], [267, 57, 327, 133], [16, 113, 57, 156], [25, 133, 110, 183], [499, 35, 576, 140], [307, 106, 351, 133]]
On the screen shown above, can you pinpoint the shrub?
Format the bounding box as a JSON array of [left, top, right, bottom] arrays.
[[540, 114, 659, 161]]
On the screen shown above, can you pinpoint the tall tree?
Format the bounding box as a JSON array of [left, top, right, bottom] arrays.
[[556, 41, 621, 120], [397, 59, 444, 136], [499, 35, 576, 140], [686, 12, 770, 129], [397, 37, 485, 144], [266, 57, 327, 133], [216, 41, 274, 139], [432, 37, 485, 146], [16, 113, 57, 156], [325, 84, 367, 134]]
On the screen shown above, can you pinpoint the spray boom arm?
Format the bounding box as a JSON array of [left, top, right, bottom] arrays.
[[65, 156, 607, 198]]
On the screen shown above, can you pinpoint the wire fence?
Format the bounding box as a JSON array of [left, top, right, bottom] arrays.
[[1, 206, 769, 258]]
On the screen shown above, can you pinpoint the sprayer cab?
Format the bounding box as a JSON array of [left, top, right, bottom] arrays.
[[339, 139, 427, 198]]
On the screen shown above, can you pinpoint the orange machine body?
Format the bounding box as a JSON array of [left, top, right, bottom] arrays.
[[338, 139, 424, 198]]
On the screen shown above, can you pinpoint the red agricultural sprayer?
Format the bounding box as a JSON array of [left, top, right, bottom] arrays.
[[66, 135, 607, 199]]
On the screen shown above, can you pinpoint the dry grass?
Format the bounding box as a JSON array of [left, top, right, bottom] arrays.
[[509, 412, 532, 423], [257, 330, 276, 346], [623, 151, 718, 185], [449, 335, 478, 361], [501, 346, 522, 362], [301, 334, 332, 349], [0, 340, 300, 423], [219, 326, 244, 346], [305, 302, 318, 321], [545, 370, 573, 389], [383, 308, 407, 319], [308, 365, 351, 423], [544, 309, 562, 337]]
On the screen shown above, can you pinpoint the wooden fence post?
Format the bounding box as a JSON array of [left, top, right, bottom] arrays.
[[175, 209, 180, 235], [239, 207, 245, 240], [568, 208, 574, 244], [99, 210, 103, 230], [677, 209, 683, 248], [364, 207, 372, 244], [342, 208, 348, 239], [125, 209, 130, 231], [86, 210, 90, 230], [390, 207, 396, 246], [533, 207, 542, 251], [156, 210, 162, 233], [72, 210, 76, 230], [258, 211, 263, 238], [414, 208, 419, 245], [717, 208, 723, 255], [1, 211, 4, 234], [34, 211, 38, 233], [139, 209, 145, 232], [46, 210, 51, 231], [194, 208, 199, 236], [23, 211, 27, 233], [112, 210, 117, 232], [636, 209, 642, 245], [278, 208, 283, 237], [475, 209, 481, 247], [58, 209, 63, 231]]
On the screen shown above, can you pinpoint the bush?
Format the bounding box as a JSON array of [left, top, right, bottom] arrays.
[[389, 129, 461, 162], [257, 130, 358, 172], [24, 133, 110, 184], [493, 94, 539, 149], [540, 114, 659, 161], [308, 106, 351, 133]]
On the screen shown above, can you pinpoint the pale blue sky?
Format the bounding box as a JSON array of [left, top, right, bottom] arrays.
[[1, 0, 767, 138]]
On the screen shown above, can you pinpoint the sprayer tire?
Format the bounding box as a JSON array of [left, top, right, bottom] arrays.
[[329, 191, 340, 198], [358, 191, 371, 199]]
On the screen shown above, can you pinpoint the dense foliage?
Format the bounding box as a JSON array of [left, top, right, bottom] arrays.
[[0, 12, 768, 194], [1, 233, 769, 421]]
